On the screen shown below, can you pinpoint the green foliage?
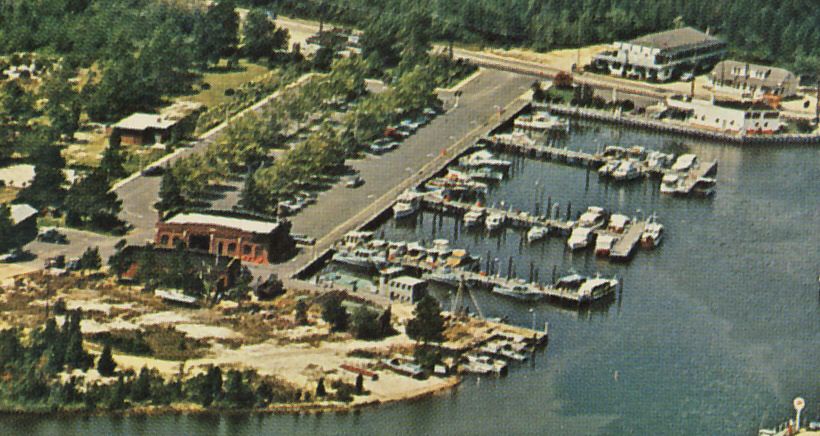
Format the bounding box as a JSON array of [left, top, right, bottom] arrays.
[[130, 366, 152, 403], [16, 137, 67, 209], [321, 295, 349, 332], [413, 344, 442, 370], [223, 370, 255, 408], [96, 344, 117, 376], [294, 300, 309, 326], [155, 170, 185, 216], [243, 9, 290, 60], [350, 306, 381, 340], [40, 68, 81, 137], [0, 81, 34, 121], [98, 136, 127, 182], [355, 373, 364, 395], [315, 377, 326, 397], [63, 170, 123, 231], [79, 246, 102, 271], [0, 204, 14, 252], [196, 1, 240, 66], [405, 295, 445, 344]]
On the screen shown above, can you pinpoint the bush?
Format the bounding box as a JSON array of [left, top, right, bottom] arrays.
[[224, 88, 236, 96]]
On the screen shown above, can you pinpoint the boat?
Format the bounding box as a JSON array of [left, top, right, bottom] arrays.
[[449, 166, 504, 182], [426, 175, 488, 197], [555, 273, 587, 291], [463, 206, 485, 227], [577, 277, 618, 303], [577, 206, 607, 229], [671, 153, 697, 172], [692, 176, 716, 196], [626, 145, 646, 160], [594, 233, 617, 257], [424, 267, 461, 287], [526, 226, 549, 243], [660, 174, 681, 195], [602, 145, 627, 158], [513, 112, 569, 133], [567, 227, 594, 250], [332, 247, 385, 271], [641, 215, 664, 249], [463, 353, 508, 376], [611, 160, 642, 181], [597, 161, 619, 178], [491, 283, 544, 302], [485, 212, 505, 231], [393, 191, 422, 219], [458, 150, 512, 170], [607, 214, 630, 233]]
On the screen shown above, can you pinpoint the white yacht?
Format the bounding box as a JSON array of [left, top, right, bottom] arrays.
[[393, 191, 422, 219], [567, 227, 595, 250], [577, 277, 618, 303], [671, 153, 697, 172], [577, 206, 607, 229], [692, 176, 716, 196], [597, 161, 619, 178], [641, 215, 664, 249], [607, 214, 630, 233], [526, 226, 549, 243], [463, 207, 485, 227], [611, 160, 642, 181], [594, 233, 617, 257], [660, 174, 681, 195], [491, 283, 544, 302], [485, 212, 505, 231], [459, 150, 512, 170]]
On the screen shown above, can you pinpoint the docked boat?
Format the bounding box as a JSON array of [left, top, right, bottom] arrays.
[[458, 150, 512, 170], [692, 176, 716, 196], [491, 283, 544, 302], [426, 175, 488, 197], [660, 173, 681, 195], [671, 153, 697, 172], [393, 191, 422, 219], [463, 206, 485, 227], [594, 233, 617, 257], [577, 206, 607, 229], [567, 227, 595, 250], [463, 353, 508, 376], [513, 112, 569, 133], [526, 226, 549, 243], [602, 145, 627, 159], [554, 273, 587, 291], [641, 215, 664, 249], [611, 160, 642, 181], [607, 214, 630, 233], [449, 166, 504, 182], [424, 267, 461, 288], [597, 161, 619, 178], [332, 247, 385, 271], [577, 277, 618, 303], [485, 212, 505, 231]]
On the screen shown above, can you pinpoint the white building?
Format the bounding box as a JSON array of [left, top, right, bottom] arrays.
[[708, 60, 798, 100], [666, 97, 783, 134], [592, 27, 726, 82], [386, 276, 427, 303]]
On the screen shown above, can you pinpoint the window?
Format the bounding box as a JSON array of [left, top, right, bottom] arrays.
[[730, 120, 734, 126], [243, 244, 252, 255], [255, 246, 262, 257], [701, 115, 706, 121], [763, 122, 768, 127], [227, 243, 236, 253], [172, 237, 180, 245], [160, 235, 169, 245]]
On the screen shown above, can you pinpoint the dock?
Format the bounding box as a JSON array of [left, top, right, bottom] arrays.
[[420, 194, 574, 234], [610, 221, 646, 261]]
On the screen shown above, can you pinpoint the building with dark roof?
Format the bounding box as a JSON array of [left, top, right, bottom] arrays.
[[708, 60, 798, 100], [154, 211, 294, 264], [592, 27, 726, 82]]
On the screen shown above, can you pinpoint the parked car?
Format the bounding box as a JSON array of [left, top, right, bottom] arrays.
[[44, 255, 66, 269], [423, 106, 440, 116], [141, 164, 164, 176], [37, 228, 69, 244], [344, 175, 364, 188], [66, 257, 82, 271], [0, 248, 27, 263], [291, 233, 317, 246]]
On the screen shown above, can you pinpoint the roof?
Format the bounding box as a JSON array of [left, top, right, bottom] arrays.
[[629, 27, 722, 51], [164, 212, 281, 234], [710, 60, 795, 88], [9, 203, 37, 224], [390, 276, 426, 287], [114, 113, 177, 131]]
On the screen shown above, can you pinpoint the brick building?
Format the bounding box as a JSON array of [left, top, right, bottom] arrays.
[[154, 212, 294, 264]]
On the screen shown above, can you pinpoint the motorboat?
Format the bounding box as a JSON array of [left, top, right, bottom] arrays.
[[577, 206, 607, 229], [449, 166, 504, 182], [463, 353, 508, 376], [611, 160, 642, 181], [458, 150, 512, 170], [671, 153, 697, 172], [594, 233, 617, 257], [526, 226, 549, 243], [597, 161, 619, 178], [626, 145, 646, 160], [485, 212, 505, 231], [491, 283, 544, 302], [692, 176, 716, 196], [423, 267, 461, 288], [577, 277, 618, 303], [567, 227, 594, 250], [602, 145, 627, 159], [332, 247, 384, 271], [660, 174, 681, 195], [393, 191, 422, 219], [607, 214, 630, 233], [463, 207, 485, 227], [641, 215, 664, 249], [554, 273, 587, 291], [513, 112, 569, 133]]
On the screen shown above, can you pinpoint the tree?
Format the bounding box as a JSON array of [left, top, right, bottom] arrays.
[[315, 377, 326, 397], [294, 300, 309, 326], [224, 370, 255, 408], [350, 306, 381, 340], [17, 138, 67, 209], [79, 246, 102, 271], [243, 9, 289, 60], [198, 366, 223, 407], [155, 170, 185, 216], [321, 295, 349, 332], [195, 1, 240, 66], [97, 344, 117, 376], [0, 204, 15, 252], [131, 366, 152, 402], [355, 373, 364, 395], [0, 80, 34, 122], [378, 305, 395, 337], [107, 375, 127, 410], [99, 135, 127, 182], [405, 295, 445, 344], [255, 273, 284, 300], [107, 239, 130, 278], [64, 170, 123, 230], [40, 68, 81, 138]]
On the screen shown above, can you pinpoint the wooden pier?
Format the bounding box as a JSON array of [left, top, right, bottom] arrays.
[[420, 195, 574, 234], [610, 221, 646, 261]]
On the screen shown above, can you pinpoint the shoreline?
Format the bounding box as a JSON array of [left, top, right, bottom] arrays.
[[0, 377, 462, 418]]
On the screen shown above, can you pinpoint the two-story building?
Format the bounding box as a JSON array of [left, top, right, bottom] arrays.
[[154, 211, 294, 264], [592, 27, 726, 82], [707, 60, 798, 101], [666, 96, 783, 134]]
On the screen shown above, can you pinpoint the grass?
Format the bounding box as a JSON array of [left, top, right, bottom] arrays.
[[63, 129, 109, 168], [123, 148, 169, 175], [181, 60, 271, 108], [0, 186, 19, 203]]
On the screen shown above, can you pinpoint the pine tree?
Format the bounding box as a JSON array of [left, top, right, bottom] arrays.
[[355, 373, 364, 395], [315, 377, 326, 397], [0, 204, 15, 252], [131, 366, 152, 402], [107, 375, 127, 410], [96, 344, 116, 376], [79, 246, 102, 271], [155, 170, 185, 216], [321, 295, 349, 332], [99, 134, 127, 182], [405, 295, 445, 344], [378, 305, 395, 336], [294, 300, 309, 326]]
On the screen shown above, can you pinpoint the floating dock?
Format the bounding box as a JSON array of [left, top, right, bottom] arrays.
[[420, 195, 574, 235], [610, 221, 646, 261]]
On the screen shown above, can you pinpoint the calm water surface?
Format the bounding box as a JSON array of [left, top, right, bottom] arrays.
[[4, 121, 818, 435]]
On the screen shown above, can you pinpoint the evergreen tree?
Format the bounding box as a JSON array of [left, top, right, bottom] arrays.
[[294, 300, 309, 326], [350, 306, 381, 340], [107, 375, 127, 410], [0, 204, 15, 252], [63, 170, 122, 230], [107, 239, 130, 278], [355, 373, 364, 395], [243, 9, 289, 60], [96, 343, 117, 376], [131, 366, 152, 402], [378, 305, 395, 336], [321, 295, 349, 332], [238, 172, 263, 213], [17, 139, 67, 209], [99, 134, 127, 182], [155, 171, 185, 216], [315, 377, 326, 397], [40, 68, 81, 138], [195, 1, 240, 66], [224, 370, 255, 408], [79, 246, 102, 271], [405, 295, 445, 344]]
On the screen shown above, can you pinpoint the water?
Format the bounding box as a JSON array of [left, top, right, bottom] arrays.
[[4, 121, 818, 435]]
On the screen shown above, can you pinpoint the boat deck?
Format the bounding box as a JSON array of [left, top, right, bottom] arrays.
[[610, 221, 646, 260]]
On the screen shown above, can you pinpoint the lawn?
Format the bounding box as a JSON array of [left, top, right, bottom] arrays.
[[0, 186, 19, 203], [181, 60, 271, 108], [64, 128, 109, 168]]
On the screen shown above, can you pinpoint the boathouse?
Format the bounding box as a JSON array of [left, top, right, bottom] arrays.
[[154, 211, 294, 264], [592, 27, 726, 82]]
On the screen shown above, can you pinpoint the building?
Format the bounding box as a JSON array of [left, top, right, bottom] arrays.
[[592, 27, 726, 82], [154, 211, 294, 264], [708, 60, 798, 100], [111, 101, 203, 146], [666, 96, 784, 134], [386, 276, 428, 303]]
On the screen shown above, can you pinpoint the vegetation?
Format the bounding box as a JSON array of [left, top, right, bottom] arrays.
[[321, 295, 349, 332], [405, 295, 445, 344]]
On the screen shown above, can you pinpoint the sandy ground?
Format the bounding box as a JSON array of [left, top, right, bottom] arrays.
[[485, 44, 611, 72]]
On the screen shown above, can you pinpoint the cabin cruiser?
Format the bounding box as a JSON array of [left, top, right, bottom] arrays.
[[692, 176, 716, 196], [463, 206, 485, 227], [527, 226, 549, 243], [393, 191, 422, 219], [611, 160, 642, 181], [577, 206, 607, 229], [485, 212, 505, 231], [594, 233, 617, 257], [660, 174, 681, 195], [646, 151, 675, 171], [597, 161, 619, 178], [449, 166, 504, 182], [426, 175, 488, 197], [567, 227, 595, 250], [458, 150, 512, 170], [671, 153, 697, 172], [607, 214, 630, 233], [513, 112, 569, 133], [332, 247, 387, 271], [577, 277, 618, 303], [602, 145, 627, 159], [491, 283, 544, 302], [424, 267, 461, 288], [554, 273, 587, 291], [463, 353, 508, 376], [626, 145, 646, 160], [641, 215, 664, 249]]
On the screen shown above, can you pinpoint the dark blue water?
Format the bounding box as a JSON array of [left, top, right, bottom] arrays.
[[4, 121, 818, 435]]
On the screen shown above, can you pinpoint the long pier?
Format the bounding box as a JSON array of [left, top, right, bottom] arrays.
[[420, 195, 574, 234], [610, 221, 645, 261]]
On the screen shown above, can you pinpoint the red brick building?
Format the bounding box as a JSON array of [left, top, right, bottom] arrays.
[[154, 212, 294, 264]]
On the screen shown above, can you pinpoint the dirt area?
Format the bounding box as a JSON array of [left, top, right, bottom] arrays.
[[0, 186, 19, 203], [485, 44, 611, 72]]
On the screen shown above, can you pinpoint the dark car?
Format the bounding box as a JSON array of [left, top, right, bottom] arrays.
[[0, 248, 28, 263], [141, 165, 165, 176], [37, 228, 69, 244]]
